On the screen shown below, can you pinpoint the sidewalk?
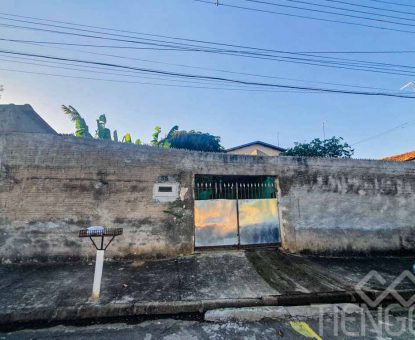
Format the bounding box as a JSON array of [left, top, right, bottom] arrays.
[[1, 249, 415, 326]]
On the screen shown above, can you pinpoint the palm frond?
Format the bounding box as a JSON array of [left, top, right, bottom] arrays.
[[61, 104, 80, 121]]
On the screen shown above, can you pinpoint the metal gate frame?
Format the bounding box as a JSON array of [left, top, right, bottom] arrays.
[[193, 175, 280, 249]]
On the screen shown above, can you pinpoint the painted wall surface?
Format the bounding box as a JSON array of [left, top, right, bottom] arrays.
[[1, 132, 415, 262]]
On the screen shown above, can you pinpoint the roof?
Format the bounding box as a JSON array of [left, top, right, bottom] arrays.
[[383, 151, 415, 162], [0, 104, 57, 134], [226, 141, 286, 152]]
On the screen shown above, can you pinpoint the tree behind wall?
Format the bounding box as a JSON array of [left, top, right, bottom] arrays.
[[61, 105, 91, 138], [151, 126, 162, 146], [95, 114, 111, 140], [283, 137, 354, 158], [122, 133, 132, 143], [60, 106, 223, 152], [160, 128, 224, 152]]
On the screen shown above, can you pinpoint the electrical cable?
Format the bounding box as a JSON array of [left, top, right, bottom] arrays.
[[0, 49, 412, 98], [191, 0, 415, 34], [352, 120, 415, 145], [0, 66, 325, 93], [366, 0, 415, 10], [316, 0, 415, 16], [242, 0, 415, 27], [245, 0, 415, 22], [0, 11, 415, 58], [3, 39, 396, 92], [1, 23, 415, 78]]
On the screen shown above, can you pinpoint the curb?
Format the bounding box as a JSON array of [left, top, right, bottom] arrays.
[[1, 290, 414, 329]]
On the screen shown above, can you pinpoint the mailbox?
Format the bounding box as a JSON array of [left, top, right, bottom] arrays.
[[79, 226, 123, 299]]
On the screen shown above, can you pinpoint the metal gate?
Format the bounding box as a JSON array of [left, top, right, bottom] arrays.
[[194, 176, 280, 247]]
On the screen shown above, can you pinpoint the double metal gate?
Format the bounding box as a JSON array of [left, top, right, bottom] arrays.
[[194, 176, 280, 247]]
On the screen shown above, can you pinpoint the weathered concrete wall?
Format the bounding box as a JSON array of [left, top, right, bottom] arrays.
[[277, 163, 415, 254], [1, 132, 415, 262]]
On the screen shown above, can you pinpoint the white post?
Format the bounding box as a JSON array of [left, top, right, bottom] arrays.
[[92, 250, 105, 300]]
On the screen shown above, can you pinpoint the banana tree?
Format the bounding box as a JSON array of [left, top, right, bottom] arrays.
[[95, 114, 111, 140], [61, 105, 91, 138]]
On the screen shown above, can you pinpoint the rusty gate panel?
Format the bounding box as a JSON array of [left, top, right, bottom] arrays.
[[194, 199, 238, 247], [238, 199, 279, 245], [194, 176, 280, 248]]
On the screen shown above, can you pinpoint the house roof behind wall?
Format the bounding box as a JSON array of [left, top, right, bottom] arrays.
[[383, 151, 415, 162], [0, 104, 57, 134], [226, 141, 286, 152]]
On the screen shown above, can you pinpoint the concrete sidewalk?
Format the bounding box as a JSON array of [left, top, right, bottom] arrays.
[[1, 250, 415, 326]]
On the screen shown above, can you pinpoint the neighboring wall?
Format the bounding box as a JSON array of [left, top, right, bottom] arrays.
[[1, 132, 415, 262]]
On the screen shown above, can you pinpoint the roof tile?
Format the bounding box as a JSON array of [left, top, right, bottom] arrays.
[[383, 151, 415, 162]]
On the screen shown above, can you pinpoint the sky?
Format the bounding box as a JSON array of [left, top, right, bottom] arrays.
[[1, 0, 415, 158]]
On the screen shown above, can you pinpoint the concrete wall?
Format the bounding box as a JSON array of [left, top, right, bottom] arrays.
[[1, 132, 415, 262]]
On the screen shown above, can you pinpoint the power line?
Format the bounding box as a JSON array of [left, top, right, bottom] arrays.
[[0, 11, 414, 92], [246, 0, 415, 22], [1, 10, 415, 57], [3, 12, 415, 92], [3, 35, 415, 74], [3, 8, 406, 49], [352, 120, 415, 145], [366, 0, 415, 10], [242, 0, 415, 28], [2, 23, 415, 78], [10, 0, 414, 40], [317, 0, 415, 16], [1, 9, 414, 70], [2, 54, 332, 90], [216, 50, 415, 77], [0, 67, 320, 93], [1, 11, 415, 75], [287, 50, 415, 54], [0, 18, 212, 51], [0, 48, 413, 98], [3, 35, 415, 55], [191, 0, 415, 34], [1, 9, 413, 143], [0, 11, 234, 48], [3, 53, 403, 93], [3, 38, 397, 92], [0, 20, 401, 71], [0, 56, 273, 88], [0, 38, 189, 51]]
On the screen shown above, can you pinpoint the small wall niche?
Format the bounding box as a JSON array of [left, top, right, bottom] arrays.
[[158, 186, 173, 193], [153, 182, 179, 202]]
